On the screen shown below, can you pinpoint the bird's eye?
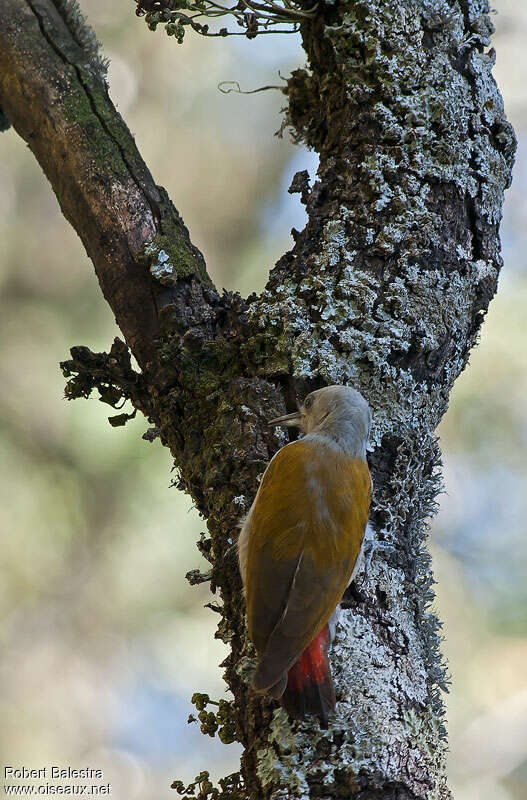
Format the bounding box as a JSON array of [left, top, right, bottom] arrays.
[[304, 396, 313, 409]]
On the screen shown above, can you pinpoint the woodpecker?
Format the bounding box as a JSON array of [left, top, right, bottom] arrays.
[[238, 385, 372, 726]]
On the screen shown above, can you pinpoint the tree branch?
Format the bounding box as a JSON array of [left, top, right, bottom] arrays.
[[0, 0, 210, 371]]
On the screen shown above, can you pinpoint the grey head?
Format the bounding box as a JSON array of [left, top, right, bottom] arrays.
[[269, 385, 372, 457]]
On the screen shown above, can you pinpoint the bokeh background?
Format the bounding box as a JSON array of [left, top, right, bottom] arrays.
[[0, 1, 526, 797]]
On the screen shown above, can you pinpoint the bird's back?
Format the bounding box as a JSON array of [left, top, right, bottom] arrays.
[[241, 437, 370, 683]]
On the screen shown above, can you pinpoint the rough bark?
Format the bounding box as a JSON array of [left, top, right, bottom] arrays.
[[0, 0, 209, 370], [0, 0, 515, 798]]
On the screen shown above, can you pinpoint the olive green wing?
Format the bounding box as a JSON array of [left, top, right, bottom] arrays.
[[245, 440, 370, 691]]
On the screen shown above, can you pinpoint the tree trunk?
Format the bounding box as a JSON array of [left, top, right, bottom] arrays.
[[0, 0, 515, 797]]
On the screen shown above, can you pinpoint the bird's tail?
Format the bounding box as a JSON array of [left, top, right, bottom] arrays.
[[279, 625, 336, 728]]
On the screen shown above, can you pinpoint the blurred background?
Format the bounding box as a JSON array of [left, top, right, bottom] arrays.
[[0, 0, 525, 797]]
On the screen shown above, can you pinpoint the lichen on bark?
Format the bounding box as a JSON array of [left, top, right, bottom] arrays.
[[228, 0, 514, 796]]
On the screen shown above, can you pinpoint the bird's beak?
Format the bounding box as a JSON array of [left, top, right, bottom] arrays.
[[267, 411, 303, 428]]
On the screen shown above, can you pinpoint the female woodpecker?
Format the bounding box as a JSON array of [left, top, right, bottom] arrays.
[[238, 385, 372, 726]]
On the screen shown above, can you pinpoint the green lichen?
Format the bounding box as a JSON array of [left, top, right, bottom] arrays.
[[256, 709, 309, 794], [234, 656, 256, 684], [144, 232, 211, 285], [268, 708, 298, 752], [256, 747, 281, 790]]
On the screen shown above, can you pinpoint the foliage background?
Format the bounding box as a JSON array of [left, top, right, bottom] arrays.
[[0, 1, 526, 797]]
